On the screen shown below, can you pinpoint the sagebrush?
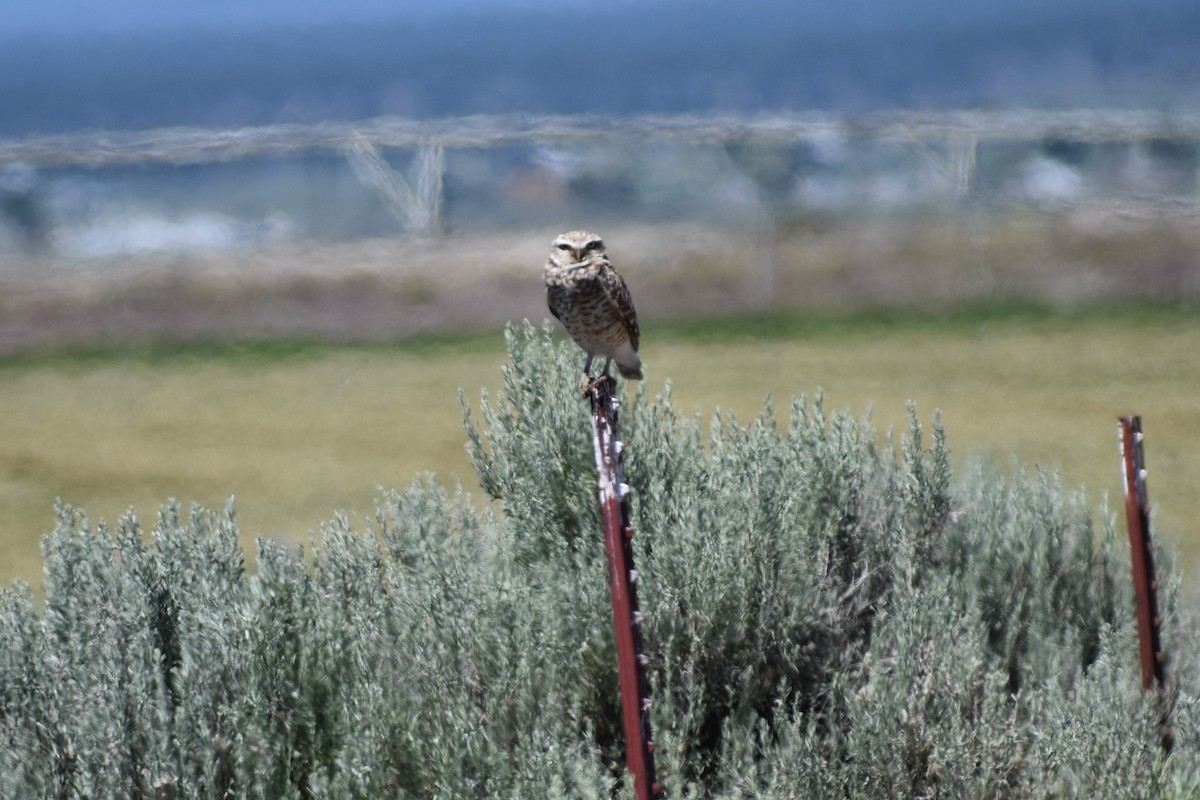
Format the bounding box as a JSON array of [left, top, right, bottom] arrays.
[[1, 322, 1196, 798]]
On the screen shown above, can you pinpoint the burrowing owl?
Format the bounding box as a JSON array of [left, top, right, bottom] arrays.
[[544, 230, 643, 389]]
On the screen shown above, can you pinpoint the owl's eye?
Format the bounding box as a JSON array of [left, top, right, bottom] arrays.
[[584, 240, 602, 251], [556, 243, 572, 251]]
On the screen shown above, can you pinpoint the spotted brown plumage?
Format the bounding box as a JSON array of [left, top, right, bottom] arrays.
[[544, 230, 644, 385]]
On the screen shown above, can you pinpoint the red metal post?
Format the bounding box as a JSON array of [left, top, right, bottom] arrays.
[[589, 377, 661, 799], [1118, 415, 1174, 754], [1117, 415, 1165, 692]]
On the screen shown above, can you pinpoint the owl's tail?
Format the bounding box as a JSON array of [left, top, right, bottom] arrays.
[[613, 344, 644, 381]]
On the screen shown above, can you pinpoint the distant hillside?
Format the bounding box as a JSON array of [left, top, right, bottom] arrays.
[[1, 0, 1198, 137]]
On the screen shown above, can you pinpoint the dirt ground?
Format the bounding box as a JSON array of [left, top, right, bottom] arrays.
[[2, 209, 1197, 356]]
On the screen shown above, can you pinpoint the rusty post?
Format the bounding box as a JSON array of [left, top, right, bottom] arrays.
[[1117, 415, 1172, 752], [588, 377, 661, 799]]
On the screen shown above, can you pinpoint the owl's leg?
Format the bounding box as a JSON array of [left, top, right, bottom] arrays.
[[579, 353, 594, 397], [601, 358, 613, 377]]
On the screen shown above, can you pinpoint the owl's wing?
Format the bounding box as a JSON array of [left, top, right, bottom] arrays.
[[601, 263, 640, 352], [547, 290, 562, 323]]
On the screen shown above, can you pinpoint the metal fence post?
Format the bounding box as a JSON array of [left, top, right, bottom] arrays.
[[1117, 415, 1173, 753], [588, 377, 662, 799]]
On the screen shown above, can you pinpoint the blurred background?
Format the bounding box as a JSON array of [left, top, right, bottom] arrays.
[[1, 0, 1198, 585]]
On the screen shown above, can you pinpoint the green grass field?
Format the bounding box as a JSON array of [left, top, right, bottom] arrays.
[[2, 304, 1198, 588]]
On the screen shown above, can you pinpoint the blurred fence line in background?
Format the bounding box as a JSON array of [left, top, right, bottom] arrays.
[[1, 109, 1198, 246], [5, 109, 1200, 166]]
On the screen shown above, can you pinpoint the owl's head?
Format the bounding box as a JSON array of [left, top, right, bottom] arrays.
[[549, 230, 606, 267]]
